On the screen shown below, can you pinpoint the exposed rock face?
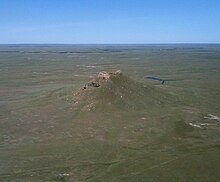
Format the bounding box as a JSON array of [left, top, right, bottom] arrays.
[[115, 70, 122, 75], [98, 71, 110, 81], [83, 70, 122, 89]]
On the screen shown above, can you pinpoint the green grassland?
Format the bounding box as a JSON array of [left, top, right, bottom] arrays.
[[0, 44, 220, 181]]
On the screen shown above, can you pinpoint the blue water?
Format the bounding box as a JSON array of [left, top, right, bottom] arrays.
[[144, 76, 165, 84]]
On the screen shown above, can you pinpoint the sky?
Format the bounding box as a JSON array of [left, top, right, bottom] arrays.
[[0, 0, 220, 44]]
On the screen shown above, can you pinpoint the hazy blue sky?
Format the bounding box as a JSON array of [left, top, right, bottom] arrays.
[[0, 0, 220, 44]]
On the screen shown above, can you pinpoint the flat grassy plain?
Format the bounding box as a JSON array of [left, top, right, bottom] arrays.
[[0, 44, 220, 181]]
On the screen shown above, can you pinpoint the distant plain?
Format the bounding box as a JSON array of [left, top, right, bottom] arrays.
[[0, 44, 220, 181]]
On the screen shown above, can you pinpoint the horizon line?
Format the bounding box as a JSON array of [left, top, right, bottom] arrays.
[[1, 43, 220, 45]]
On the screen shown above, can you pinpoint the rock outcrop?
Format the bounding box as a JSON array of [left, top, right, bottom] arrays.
[[98, 71, 110, 81], [83, 70, 122, 89]]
